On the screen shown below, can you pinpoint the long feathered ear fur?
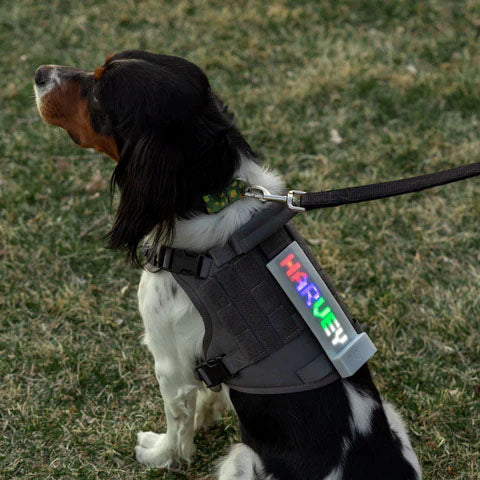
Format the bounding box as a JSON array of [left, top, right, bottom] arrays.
[[107, 118, 251, 264], [104, 89, 254, 263], [98, 52, 255, 264], [106, 132, 180, 264]]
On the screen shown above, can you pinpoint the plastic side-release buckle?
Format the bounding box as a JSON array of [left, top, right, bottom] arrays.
[[154, 247, 214, 278], [194, 356, 231, 390]]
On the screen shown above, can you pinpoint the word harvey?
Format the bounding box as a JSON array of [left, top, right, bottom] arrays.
[[279, 253, 348, 346]]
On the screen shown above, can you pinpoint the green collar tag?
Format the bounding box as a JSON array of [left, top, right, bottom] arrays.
[[203, 179, 248, 214]]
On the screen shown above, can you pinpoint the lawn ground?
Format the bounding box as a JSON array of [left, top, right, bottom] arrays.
[[0, 1, 479, 479]]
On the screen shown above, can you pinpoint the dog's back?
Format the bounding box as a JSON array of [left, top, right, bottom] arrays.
[[229, 365, 420, 479]]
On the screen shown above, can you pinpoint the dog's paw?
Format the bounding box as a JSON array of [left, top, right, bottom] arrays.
[[135, 432, 176, 468], [137, 431, 165, 449], [135, 431, 195, 469]]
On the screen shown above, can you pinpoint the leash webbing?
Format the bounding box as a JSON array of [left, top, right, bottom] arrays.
[[299, 161, 480, 211]]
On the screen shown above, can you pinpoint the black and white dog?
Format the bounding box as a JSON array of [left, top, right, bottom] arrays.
[[34, 50, 422, 479]]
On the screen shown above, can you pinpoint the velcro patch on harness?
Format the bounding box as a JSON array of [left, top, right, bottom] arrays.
[[267, 241, 376, 377]]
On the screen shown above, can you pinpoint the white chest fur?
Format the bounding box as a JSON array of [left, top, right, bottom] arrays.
[[138, 269, 205, 385]]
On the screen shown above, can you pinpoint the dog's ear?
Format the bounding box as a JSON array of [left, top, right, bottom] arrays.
[[106, 131, 182, 265]]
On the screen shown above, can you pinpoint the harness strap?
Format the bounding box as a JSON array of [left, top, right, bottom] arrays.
[[143, 204, 297, 276], [299, 161, 480, 210], [228, 204, 297, 255], [143, 245, 214, 278], [194, 317, 364, 389], [194, 356, 231, 390]]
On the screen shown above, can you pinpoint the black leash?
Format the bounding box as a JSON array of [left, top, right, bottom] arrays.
[[245, 161, 480, 211], [300, 161, 480, 210]]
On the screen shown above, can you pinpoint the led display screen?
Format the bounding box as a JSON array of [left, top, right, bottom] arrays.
[[267, 241, 376, 377]]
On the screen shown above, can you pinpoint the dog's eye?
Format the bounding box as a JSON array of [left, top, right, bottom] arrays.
[[90, 106, 113, 136]]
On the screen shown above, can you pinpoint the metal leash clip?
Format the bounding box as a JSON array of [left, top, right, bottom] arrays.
[[244, 185, 306, 211]]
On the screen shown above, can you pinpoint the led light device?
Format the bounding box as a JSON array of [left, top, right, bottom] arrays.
[[267, 241, 376, 377]]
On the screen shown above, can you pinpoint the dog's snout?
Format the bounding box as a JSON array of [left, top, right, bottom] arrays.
[[35, 66, 52, 86]]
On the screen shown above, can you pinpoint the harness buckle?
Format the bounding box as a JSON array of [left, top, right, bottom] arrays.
[[155, 247, 213, 278], [244, 185, 306, 212], [194, 356, 231, 390]]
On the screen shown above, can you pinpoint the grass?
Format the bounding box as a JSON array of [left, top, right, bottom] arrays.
[[0, 0, 479, 478]]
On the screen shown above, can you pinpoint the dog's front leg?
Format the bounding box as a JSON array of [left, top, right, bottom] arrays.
[[135, 370, 198, 469], [136, 271, 204, 469]]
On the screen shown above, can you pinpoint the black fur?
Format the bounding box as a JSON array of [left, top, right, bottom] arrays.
[[231, 365, 418, 480], [89, 51, 254, 264]]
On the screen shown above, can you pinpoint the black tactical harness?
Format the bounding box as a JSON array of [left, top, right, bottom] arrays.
[[144, 160, 480, 393], [144, 204, 366, 394]]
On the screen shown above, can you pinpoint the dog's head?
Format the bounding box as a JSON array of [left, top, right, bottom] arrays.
[[35, 50, 252, 263]]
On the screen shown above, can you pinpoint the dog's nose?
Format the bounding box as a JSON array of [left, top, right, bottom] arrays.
[[35, 66, 51, 86]]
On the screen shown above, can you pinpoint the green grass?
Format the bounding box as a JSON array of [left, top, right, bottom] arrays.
[[1, 0, 479, 478]]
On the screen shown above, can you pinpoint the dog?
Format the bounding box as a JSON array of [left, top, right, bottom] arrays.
[[34, 50, 422, 480]]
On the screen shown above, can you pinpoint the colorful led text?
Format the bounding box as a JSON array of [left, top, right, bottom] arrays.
[[280, 253, 348, 346]]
